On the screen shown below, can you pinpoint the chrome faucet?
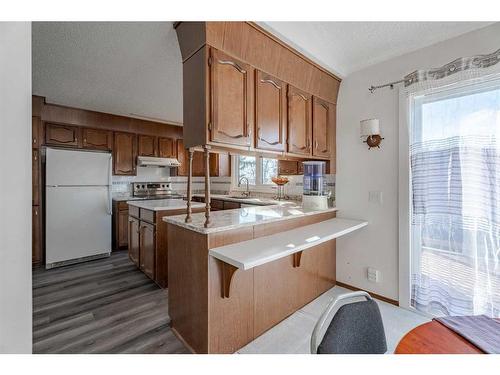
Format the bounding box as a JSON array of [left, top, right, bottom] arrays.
[[238, 177, 250, 197]]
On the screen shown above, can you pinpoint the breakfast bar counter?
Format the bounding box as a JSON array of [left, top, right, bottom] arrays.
[[165, 205, 366, 354]]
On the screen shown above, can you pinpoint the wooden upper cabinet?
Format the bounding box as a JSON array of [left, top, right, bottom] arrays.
[[312, 97, 332, 158], [138, 134, 157, 157], [113, 132, 137, 175], [210, 153, 231, 177], [45, 123, 81, 148], [287, 86, 312, 156], [176, 139, 188, 176], [158, 137, 175, 158], [255, 71, 286, 152], [192, 152, 205, 177], [209, 48, 252, 147], [82, 128, 112, 151]]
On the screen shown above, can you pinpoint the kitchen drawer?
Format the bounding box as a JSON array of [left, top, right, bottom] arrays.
[[140, 208, 155, 224], [129, 205, 140, 218]]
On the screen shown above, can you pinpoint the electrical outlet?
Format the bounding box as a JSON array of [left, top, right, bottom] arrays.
[[368, 191, 383, 205], [367, 267, 380, 283]]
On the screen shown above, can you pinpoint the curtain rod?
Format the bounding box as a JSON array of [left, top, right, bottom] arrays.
[[368, 47, 500, 94], [368, 79, 405, 93]]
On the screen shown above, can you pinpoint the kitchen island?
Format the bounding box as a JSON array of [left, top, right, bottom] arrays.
[[127, 199, 205, 287], [164, 204, 367, 353]]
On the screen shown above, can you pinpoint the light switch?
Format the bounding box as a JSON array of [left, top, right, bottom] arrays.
[[368, 191, 383, 205], [367, 267, 380, 283]]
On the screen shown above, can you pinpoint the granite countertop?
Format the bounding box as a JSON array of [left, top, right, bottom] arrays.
[[163, 203, 338, 234], [191, 193, 298, 206], [127, 199, 205, 212]]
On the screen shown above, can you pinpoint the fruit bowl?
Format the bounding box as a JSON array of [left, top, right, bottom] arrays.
[[272, 176, 289, 186]]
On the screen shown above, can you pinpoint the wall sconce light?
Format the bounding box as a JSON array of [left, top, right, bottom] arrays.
[[360, 119, 384, 149]]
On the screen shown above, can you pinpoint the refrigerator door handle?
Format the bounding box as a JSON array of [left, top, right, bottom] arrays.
[[107, 155, 113, 215]]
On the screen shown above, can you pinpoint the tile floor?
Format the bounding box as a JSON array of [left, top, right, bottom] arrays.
[[239, 286, 430, 354]]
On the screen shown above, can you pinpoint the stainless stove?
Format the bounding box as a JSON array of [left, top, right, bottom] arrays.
[[132, 182, 182, 199]]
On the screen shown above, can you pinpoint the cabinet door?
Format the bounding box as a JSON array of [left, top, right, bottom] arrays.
[[278, 160, 298, 175], [138, 135, 157, 157], [128, 216, 140, 267], [287, 86, 312, 156], [45, 123, 81, 148], [32, 117, 41, 148], [209, 48, 252, 147], [118, 208, 129, 248], [312, 97, 332, 158], [255, 71, 286, 152], [113, 132, 137, 175], [158, 137, 175, 158], [210, 153, 231, 177], [176, 139, 188, 176], [82, 128, 112, 151], [32, 206, 42, 265], [192, 152, 205, 177], [140, 222, 155, 280], [32, 149, 40, 206]]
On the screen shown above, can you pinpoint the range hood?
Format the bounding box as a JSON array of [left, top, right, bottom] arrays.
[[137, 156, 181, 167]]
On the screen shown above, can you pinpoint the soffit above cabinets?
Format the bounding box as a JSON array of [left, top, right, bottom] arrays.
[[258, 21, 495, 76], [32, 22, 183, 125]]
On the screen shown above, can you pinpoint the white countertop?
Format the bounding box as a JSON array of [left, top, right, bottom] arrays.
[[209, 218, 368, 270], [163, 203, 338, 234], [127, 199, 205, 212]]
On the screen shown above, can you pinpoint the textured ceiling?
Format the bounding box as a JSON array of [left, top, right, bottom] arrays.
[[32, 22, 494, 125], [259, 22, 494, 77], [32, 22, 183, 124]]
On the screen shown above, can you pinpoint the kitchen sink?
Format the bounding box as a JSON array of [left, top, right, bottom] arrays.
[[227, 195, 254, 200]]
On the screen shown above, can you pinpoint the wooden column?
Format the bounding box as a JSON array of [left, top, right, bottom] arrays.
[[185, 149, 194, 223], [204, 145, 211, 228]]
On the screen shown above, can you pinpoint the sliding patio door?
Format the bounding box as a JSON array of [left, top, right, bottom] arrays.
[[408, 78, 500, 318]]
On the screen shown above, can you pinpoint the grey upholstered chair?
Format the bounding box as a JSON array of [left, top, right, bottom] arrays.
[[310, 291, 387, 354]]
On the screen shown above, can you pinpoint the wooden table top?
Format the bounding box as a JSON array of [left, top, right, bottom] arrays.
[[395, 321, 484, 354]]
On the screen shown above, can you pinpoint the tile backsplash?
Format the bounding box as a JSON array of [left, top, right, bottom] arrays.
[[112, 166, 231, 196], [112, 166, 335, 201]]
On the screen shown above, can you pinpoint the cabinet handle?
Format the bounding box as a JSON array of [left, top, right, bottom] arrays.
[[315, 140, 318, 149], [34, 209, 38, 216], [33, 138, 36, 144], [34, 153, 37, 161], [84, 138, 87, 143]]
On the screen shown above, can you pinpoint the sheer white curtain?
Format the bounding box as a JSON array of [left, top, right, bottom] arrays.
[[400, 50, 500, 318]]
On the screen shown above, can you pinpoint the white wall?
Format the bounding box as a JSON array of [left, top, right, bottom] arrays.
[[336, 23, 500, 301], [0, 22, 32, 353]]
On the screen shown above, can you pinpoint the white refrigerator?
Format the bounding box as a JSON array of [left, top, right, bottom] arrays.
[[45, 148, 113, 268]]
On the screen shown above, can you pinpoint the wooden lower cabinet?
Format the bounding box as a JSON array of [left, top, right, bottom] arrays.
[[32, 205, 42, 266], [112, 201, 129, 250], [128, 216, 140, 267], [139, 222, 155, 279], [129, 206, 204, 288], [167, 211, 337, 354]]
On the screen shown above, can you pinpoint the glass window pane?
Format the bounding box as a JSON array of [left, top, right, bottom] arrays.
[[238, 156, 256, 185], [262, 158, 278, 184]]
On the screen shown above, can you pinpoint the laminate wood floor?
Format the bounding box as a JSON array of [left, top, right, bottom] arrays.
[[32, 251, 189, 354]]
